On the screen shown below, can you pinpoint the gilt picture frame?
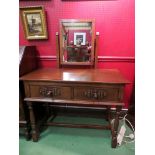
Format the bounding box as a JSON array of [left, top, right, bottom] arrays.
[[20, 6, 48, 40], [74, 32, 86, 45]]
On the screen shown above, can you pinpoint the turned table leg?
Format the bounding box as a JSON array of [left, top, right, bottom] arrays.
[[24, 124, 31, 141], [27, 101, 39, 142], [106, 106, 111, 122], [111, 106, 122, 148]]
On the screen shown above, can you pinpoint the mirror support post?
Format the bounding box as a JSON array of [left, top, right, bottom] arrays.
[[56, 32, 61, 68], [94, 32, 99, 68]]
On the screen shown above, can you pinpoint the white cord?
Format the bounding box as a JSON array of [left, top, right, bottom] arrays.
[[119, 114, 135, 144]]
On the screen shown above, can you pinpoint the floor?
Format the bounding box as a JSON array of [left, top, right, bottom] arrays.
[[19, 116, 135, 155]]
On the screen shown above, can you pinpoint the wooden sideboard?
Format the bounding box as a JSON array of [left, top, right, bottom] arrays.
[[20, 68, 129, 148]]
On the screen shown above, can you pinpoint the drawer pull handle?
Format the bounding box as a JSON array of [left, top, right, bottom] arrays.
[[47, 90, 53, 96], [93, 92, 98, 99], [39, 87, 61, 97], [84, 90, 107, 99]]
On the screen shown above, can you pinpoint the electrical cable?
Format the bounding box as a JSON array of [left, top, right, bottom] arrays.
[[119, 114, 135, 144]]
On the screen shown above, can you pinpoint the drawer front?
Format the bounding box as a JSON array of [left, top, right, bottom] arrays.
[[29, 84, 72, 99], [74, 86, 120, 102]]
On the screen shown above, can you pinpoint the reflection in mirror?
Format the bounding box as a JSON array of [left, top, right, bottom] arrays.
[[61, 20, 93, 63]]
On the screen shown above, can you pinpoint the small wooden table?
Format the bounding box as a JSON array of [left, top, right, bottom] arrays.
[[20, 68, 129, 148]]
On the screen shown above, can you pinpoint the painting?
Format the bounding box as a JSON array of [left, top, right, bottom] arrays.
[[74, 32, 86, 45], [20, 6, 48, 40]]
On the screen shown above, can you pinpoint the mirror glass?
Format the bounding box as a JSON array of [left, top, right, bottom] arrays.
[[60, 20, 94, 64]]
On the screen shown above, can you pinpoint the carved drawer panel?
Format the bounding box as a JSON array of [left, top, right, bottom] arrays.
[[29, 84, 71, 99], [73, 86, 120, 102]]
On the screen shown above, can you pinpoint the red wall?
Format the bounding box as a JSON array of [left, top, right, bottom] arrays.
[[19, 0, 135, 108]]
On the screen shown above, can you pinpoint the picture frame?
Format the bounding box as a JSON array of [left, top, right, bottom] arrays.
[[20, 6, 48, 40], [74, 32, 86, 45], [19, 0, 50, 2]]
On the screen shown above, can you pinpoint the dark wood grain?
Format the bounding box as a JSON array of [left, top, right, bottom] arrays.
[[19, 46, 38, 76], [56, 32, 61, 68], [94, 34, 99, 68], [27, 102, 39, 142], [24, 98, 124, 106], [20, 68, 129, 84], [46, 122, 111, 130], [111, 106, 122, 148], [21, 68, 129, 148], [19, 46, 38, 140]]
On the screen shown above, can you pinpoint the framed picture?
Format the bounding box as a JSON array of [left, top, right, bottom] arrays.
[[20, 6, 48, 40], [74, 32, 86, 45], [19, 0, 50, 2]]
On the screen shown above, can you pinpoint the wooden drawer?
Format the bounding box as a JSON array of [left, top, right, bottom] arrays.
[[73, 86, 120, 102], [28, 83, 72, 99]]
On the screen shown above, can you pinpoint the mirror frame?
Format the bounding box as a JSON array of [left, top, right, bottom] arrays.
[[59, 19, 95, 66]]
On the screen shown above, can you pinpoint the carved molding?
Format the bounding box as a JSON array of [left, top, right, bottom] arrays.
[[84, 89, 107, 100]]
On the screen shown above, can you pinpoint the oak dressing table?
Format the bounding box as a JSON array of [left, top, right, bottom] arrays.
[[20, 19, 129, 148]]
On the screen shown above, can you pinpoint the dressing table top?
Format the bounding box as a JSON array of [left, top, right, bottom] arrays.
[[20, 68, 129, 84]]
